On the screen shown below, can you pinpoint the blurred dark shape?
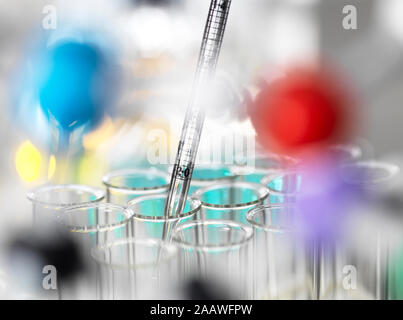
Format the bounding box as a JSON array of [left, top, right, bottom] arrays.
[[131, 0, 183, 7], [380, 192, 403, 216], [7, 225, 83, 290], [182, 277, 232, 300], [248, 64, 358, 156]]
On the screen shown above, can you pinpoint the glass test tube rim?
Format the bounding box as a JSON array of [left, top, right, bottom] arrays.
[[59, 202, 134, 233], [249, 144, 361, 170], [291, 144, 361, 165], [326, 143, 362, 162], [193, 181, 270, 210], [172, 219, 254, 251], [91, 237, 178, 270], [261, 170, 301, 197], [259, 146, 364, 197], [234, 144, 361, 178], [27, 184, 105, 208], [340, 160, 400, 185], [230, 152, 299, 176], [230, 165, 287, 180], [260, 161, 394, 197], [247, 204, 296, 234], [102, 168, 170, 193], [127, 193, 201, 222]]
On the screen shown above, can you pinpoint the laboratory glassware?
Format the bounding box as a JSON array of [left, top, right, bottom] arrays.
[[27, 184, 104, 224], [127, 193, 201, 239], [102, 168, 169, 205], [247, 204, 312, 299], [172, 219, 253, 299], [165, 0, 233, 218], [57, 203, 134, 299], [193, 181, 269, 224], [92, 238, 179, 299]]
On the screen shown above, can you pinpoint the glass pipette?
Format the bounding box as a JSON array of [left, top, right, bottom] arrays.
[[164, 0, 233, 219]]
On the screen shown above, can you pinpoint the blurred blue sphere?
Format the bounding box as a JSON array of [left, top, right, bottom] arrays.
[[39, 41, 112, 132]]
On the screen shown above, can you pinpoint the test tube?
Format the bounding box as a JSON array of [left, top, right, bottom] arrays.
[[261, 170, 344, 299], [57, 203, 134, 299], [127, 193, 201, 239], [92, 238, 179, 300], [172, 220, 254, 299], [339, 161, 401, 300], [261, 171, 301, 205], [27, 184, 105, 224], [247, 204, 311, 299], [193, 181, 269, 224], [102, 168, 170, 205]]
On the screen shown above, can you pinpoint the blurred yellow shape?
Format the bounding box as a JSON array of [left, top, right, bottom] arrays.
[[48, 155, 56, 180], [83, 117, 115, 151], [77, 152, 106, 187], [15, 140, 42, 183], [132, 55, 174, 78]]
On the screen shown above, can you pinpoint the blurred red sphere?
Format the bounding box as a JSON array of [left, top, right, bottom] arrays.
[[249, 65, 357, 155]]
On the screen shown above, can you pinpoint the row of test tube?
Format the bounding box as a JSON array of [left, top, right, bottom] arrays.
[[18, 144, 402, 300]]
